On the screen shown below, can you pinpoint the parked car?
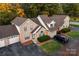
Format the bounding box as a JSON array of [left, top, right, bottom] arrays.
[[53, 35, 69, 44]]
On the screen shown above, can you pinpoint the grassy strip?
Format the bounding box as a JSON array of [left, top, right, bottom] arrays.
[[70, 24, 79, 27], [67, 31, 79, 38]]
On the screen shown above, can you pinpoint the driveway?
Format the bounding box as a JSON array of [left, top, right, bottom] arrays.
[[0, 42, 46, 56]]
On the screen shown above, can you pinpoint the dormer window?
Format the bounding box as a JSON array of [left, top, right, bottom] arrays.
[[50, 24, 53, 27], [47, 20, 56, 28]]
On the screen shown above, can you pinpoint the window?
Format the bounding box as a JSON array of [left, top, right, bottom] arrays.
[[32, 34, 35, 39], [50, 24, 53, 27], [25, 36, 30, 39], [24, 32, 30, 39], [24, 27, 27, 31]]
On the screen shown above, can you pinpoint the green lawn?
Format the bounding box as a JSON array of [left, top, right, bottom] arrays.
[[70, 17, 79, 22], [67, 31, 79, 38], [40, 40, 62, 54]]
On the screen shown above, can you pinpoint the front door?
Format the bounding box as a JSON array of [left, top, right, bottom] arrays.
[[39, 31, 44, 36]]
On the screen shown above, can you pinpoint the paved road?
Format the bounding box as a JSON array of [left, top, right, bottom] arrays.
[[0, 42, 46, 56], [71, 27, 79, 31]]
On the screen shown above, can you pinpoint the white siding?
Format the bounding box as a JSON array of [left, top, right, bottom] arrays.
[[60, 16, 70, 30], [0, 40, 5, 47], [47, 20, 56, 28], [0, 36, 19, 48], [64, 16, 70, 28], [49, 31, 56, 38], [9, 37, 19, 44], [20, 18, 38, 39]]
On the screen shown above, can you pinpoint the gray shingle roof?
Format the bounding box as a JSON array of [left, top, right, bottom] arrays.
[[0, 25, 19, 39], [11, 17, 27, 26], [31, 18, 42, 26], [49, 15, 67, 31], [31, 15, 68, 32], [38, 15, 52, 23]]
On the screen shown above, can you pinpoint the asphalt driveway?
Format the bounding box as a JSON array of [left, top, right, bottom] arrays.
[[0, 42, 46, 56]]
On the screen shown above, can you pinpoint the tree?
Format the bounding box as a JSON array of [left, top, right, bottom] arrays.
[[73, 4, 79, 16], [0, 3, 25, 25], [62, 3, 79, 16], [21, 4, 64, 17]]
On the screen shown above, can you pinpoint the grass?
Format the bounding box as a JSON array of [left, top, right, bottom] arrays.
[[40, 40, 62, 54], [70, 24, 79, 27], [67, 31, 79, 38], [70, 17, 79, 22]]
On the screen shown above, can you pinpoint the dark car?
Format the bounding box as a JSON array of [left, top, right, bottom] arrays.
[[53, 35, 69, 44]]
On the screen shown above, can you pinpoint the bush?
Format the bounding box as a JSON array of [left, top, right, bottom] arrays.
[[37, 35, 50, 42], [60, 28, 70, 33]]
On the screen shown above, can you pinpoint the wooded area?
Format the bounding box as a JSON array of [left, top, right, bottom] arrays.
[[0, 3, 79, 25]]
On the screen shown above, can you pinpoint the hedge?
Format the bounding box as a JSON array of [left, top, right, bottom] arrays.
[[60, 28, 70, 33], [37, 35, 50, 42]]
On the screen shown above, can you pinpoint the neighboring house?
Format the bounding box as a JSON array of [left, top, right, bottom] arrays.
[[0, 25, 19, 47], [0, 15, 70, 48]]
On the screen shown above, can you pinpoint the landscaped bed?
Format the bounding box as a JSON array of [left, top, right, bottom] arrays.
[[40, 40, 62, 54], [37, 35, 50, 42], [67, 31, 79, 38]]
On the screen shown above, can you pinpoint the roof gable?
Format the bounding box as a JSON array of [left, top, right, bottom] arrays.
[[30, 15, 68, 32]]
